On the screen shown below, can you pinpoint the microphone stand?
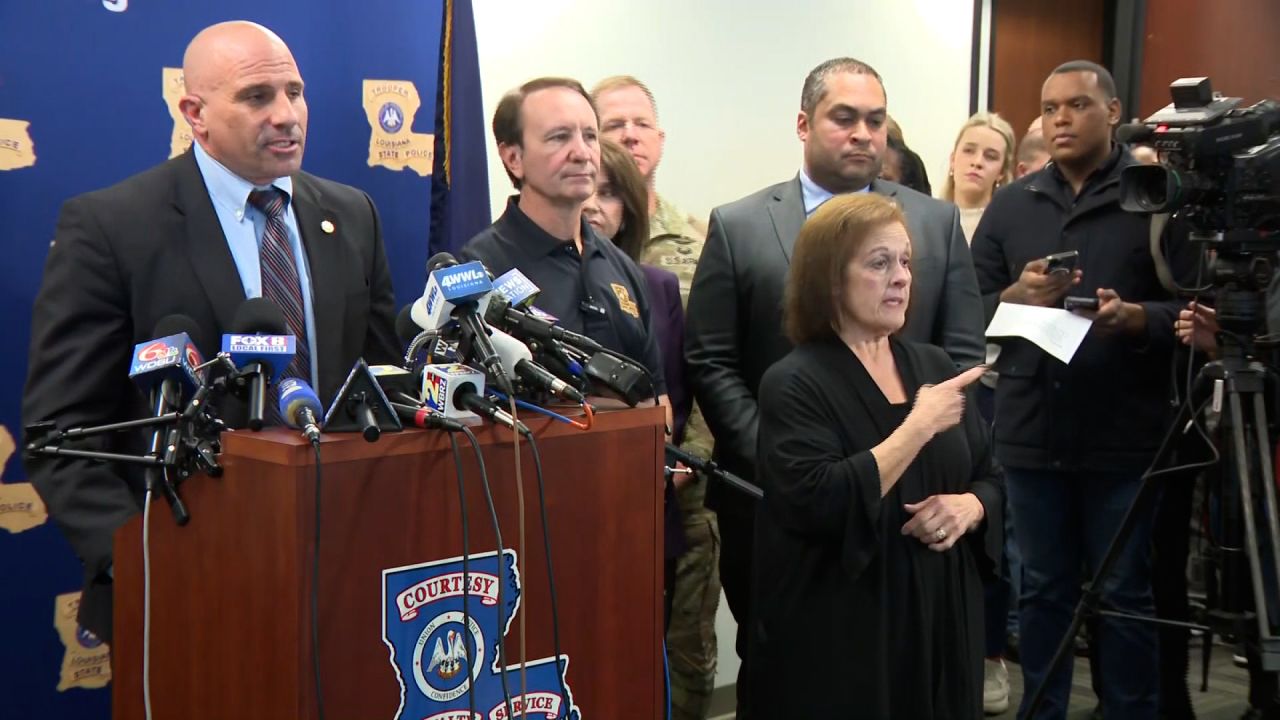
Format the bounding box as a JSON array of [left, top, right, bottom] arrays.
[[23, 365, 231, 525], [665, 442, 762, 500]]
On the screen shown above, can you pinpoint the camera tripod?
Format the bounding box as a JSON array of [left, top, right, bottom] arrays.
[[1025, 345, 1280, 715]]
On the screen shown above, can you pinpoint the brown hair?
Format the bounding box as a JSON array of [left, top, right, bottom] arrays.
[[492, 76, 596, 188], [784, 194, 908, 345], [597, 138, 650, 261]]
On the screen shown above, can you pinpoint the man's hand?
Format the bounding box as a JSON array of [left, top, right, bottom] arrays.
[[1175, 301, 1219, 355], [1077, 288, 1147, 336], [999, 258, 1081, 307]]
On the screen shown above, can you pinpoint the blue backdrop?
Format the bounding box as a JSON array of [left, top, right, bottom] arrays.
[[0, 2, 488, 716]]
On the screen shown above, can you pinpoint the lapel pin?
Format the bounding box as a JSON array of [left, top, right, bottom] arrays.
[[320, 219, 335, 234]]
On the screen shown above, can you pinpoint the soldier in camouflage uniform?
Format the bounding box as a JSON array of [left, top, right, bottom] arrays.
[[594, 75, 720, 720]]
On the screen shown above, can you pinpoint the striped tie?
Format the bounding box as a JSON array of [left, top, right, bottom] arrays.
[[248, 188, 312, 424]]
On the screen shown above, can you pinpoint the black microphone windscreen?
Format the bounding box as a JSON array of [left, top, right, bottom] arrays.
[[231, 297, 288, 335], [426, 251, 458, 272], [1116, 123, 1155, 144], [153, 313, 209, 348], [395, 304, 421, 346]]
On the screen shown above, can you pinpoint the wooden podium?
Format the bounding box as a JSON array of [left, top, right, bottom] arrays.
[[111, 405, 666, 719]]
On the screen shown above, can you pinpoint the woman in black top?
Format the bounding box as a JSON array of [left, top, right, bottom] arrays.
[[748, 193, 1003, 718]]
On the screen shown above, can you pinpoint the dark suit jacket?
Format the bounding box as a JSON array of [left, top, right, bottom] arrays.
[[21, 151, 400, 640], [641, 264, 690, 442], [685, 176, 985, 515]]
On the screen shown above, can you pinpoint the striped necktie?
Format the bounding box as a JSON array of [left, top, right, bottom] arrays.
[[248, 188, 312, 423]]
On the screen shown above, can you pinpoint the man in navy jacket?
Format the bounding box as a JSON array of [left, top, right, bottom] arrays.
[[971, 60, 1188, 719]]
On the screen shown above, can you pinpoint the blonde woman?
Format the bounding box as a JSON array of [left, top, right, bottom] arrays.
[[942, 112, 1015, 243], [944, 110, 1017, 714]]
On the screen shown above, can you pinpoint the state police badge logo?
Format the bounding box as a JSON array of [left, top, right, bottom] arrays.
[[383, 550, 580, 720]]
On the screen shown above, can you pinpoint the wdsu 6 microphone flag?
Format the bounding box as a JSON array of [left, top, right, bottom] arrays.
[[0, 2, 486, 718]]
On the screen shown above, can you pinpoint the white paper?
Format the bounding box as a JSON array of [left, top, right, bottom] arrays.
[[985, 303, 1094, 364]]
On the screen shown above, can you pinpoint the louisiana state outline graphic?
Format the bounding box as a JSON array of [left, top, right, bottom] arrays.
[[383, 550, 580, 720]]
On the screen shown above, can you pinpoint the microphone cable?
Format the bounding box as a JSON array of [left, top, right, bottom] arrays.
[[447, 432, 478, 720], [663, 639, 673, 720], [310, 438, 326, 720], [142, 477, 156, 720], [458, 425, 516, 720], [487, 390, 594, 431], [503, 394, 530, 710], [522, 429, 569, 718]]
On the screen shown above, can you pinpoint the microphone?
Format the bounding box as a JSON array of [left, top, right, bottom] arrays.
[[223, 298, 296, 430], [390, 401, 466, 432], [395, 304, 421, 348], [129, 317, 207, 410], [483, 292, 604, 354], [128, 315, 207, 525], [583, 351, 651, 406], [278, 378, 322, 444], [1116, 123, 1156, 144], [411, 253, 514, 395], [369, 364, 421, 403], [491, 267, 542, 309], [489, 327, 587, 404], [422, 364, 529, 434]]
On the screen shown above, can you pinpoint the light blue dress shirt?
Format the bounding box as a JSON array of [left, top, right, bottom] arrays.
[[799, 167, 870, 216], [192, 142, 320, 389]]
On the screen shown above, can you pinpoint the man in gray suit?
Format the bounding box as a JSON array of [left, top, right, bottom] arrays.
[[685, 56, 984, 717]]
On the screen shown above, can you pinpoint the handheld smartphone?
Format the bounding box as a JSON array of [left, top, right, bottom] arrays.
[[1044, 250, 1079, 275], [1064, 296, 1100, 312]]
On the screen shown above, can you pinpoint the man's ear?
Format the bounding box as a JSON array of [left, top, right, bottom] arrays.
[[499, 142, 523, 184], [1106, 97, 1123, 129], [797, 111, 810, 143], [179, 94, 206, 139]]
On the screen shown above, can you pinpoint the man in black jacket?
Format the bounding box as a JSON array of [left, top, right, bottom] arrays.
[[970, 60, 1180, 718]]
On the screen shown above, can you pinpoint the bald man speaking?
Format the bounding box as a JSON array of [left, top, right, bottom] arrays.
[[22, 21, 399, 642]]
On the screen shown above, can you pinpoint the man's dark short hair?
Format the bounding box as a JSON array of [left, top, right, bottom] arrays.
[[492, 77, 596, 188], [801, 57, 885, 117], [1050, 60, 1118, 101]]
